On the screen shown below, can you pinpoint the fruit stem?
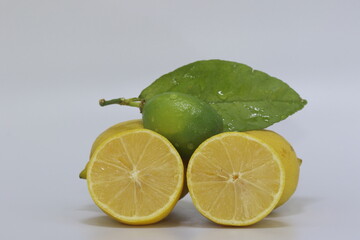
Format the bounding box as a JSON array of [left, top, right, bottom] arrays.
[[99, 97, 143, 108]]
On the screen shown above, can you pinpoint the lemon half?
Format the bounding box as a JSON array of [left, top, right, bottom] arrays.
[[87, 128, 184, 225], [187, 131, 287, 226]]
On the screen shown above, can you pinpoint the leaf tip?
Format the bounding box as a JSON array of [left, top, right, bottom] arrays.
[[301, 98, 308, 106]]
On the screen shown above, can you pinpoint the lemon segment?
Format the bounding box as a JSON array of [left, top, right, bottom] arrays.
[[187, 131, 286, 226], [87, 129, 184, 225]]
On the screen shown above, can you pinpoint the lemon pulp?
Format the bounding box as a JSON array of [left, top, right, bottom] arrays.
[[87, 129, 184, 225], [187, 131, 286, 226]]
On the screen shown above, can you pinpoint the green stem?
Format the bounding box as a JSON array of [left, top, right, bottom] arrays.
[[99, 97, 143, 108]]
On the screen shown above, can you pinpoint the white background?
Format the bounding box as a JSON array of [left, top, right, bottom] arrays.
[[1, 0, 360, 239]]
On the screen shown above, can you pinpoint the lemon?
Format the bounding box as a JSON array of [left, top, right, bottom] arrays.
[[79, 119, 144, 179], [87, 128, 184, 225], [79, 119, 189, 198], [244, 130, 301, 207], [187, 131, 288, 226], [142, 92, 223, 161]]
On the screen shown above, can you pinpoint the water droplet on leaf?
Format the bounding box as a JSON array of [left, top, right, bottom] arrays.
[[172, 78, 179, 85], [227, 122, 235, 131], [217, 90, 227, 100]]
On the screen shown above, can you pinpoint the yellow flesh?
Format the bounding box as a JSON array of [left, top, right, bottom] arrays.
[[87, 129, 184, 225], [90, 119, 144, 156], [245, 130, 300, 207], [187, 132, 285, 226]]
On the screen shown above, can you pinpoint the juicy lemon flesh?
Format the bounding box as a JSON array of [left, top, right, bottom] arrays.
[[80, 119, 143, 179], [187, 132, 285, 226], [245, 130, 300, 207], [87, 129, 184, 225], [90, 119, 144, 156]]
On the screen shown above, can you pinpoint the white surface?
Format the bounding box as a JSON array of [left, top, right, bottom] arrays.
[[1, 0, 360, 239]]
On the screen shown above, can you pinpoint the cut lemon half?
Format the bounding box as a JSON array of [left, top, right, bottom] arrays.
[[87, 128, 184, 225], [187, 131, 286, 226]]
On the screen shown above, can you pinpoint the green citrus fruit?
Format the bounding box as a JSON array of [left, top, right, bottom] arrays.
[[142, 92, 223, 161]]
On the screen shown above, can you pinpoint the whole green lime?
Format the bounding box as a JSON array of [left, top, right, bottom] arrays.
[[142, 92, 223, 161]]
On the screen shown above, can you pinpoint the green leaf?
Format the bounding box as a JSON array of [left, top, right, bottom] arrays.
[[139, 59, 307, 132]]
